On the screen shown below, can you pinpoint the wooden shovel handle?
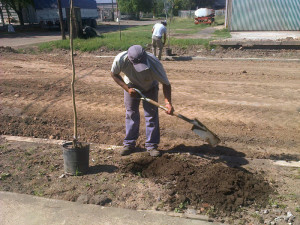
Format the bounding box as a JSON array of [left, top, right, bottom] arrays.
[[145, 98, 181, 117], [133, 88, 179, 116]]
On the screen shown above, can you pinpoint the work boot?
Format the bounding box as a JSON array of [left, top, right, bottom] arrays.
[[120, 146, 135, 156], [147, 148, 161, 157]]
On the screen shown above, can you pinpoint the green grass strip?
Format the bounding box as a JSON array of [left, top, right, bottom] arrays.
[[37, 17, 227, 52]]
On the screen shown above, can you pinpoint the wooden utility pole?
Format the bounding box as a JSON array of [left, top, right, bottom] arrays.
[[57, 0, 66, 40], [111, 0, 114, 21], [116, 0, 121, 40], [70, 0, 78, 144]]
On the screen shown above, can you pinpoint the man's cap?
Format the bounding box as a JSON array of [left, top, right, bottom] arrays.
[[161, 20, 167, 26], [127, 45, 149, 72]]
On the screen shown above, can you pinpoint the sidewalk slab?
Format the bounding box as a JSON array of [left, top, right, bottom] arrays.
[[0, 191, 219, 225]]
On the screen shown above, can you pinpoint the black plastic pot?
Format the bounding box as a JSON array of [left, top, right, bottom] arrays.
[[165, 48, 172, 56], [62, 142, 89, 175]]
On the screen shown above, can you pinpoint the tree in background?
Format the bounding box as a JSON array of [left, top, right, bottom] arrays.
[[194, 0, 216, 9], [152, 0, 164, 17], [153, 0, 195, 17], [118, 0, 153, 19], [118, 0, 222, 18], [0, 0, 34, 25], [57, 0, 66, 40]]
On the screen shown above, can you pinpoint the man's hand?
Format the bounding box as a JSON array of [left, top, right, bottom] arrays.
[[128, 88, 137, 97], [165, 102, 174, 115]]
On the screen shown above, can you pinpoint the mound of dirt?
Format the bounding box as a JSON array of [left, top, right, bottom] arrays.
[[122, 154, 272, 214]]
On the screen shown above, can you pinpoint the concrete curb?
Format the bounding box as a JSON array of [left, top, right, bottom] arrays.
[[0, 191, 218, 225], [1, 135, 300, 168]]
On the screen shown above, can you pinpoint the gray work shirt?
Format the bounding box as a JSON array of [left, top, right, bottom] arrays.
[[111, 51, 170, 92]]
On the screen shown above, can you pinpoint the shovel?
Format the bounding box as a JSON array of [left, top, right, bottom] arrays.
[[134, 88, 221, 147]]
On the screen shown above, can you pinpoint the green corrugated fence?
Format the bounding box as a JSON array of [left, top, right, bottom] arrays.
[[230, 0, 300, 31]]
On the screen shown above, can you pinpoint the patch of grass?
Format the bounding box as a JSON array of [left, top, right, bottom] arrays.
[[213, 28, 231, 38], [33, 189, 44, 197], [25, 147, 35, 156], [206, 206, 216, 217], [107, 190, 115, 197], [38, 26, 152, 52], [214, 15, 225, 26], [251, 213, 264, 223], [268, 198, 287, 209], [174, 200, 190, 213], [170, 38, 212, 49], [169, 18, 209, 34], [75, 168, 83, 176], [17, 47, 37, 54], [140, 179, 145, 184], [0, 144, 8, 151], [156, 201, 165, 209], [295, 168, 300, 179], [115, 174, 123, 182], [101, 177, 108, 182], [0, 173, 11, 180], [38, 171, 46, 176], [287, 193, 298, 200]]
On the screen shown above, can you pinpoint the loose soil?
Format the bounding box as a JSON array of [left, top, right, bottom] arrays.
[[0, 47, 300, 224]]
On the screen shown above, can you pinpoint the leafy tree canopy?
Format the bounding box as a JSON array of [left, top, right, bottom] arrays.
[[0, 0, 34, 25], [118, 0, 153, 14], [118, 0, 224, 17], [1, 0, 34, 11]]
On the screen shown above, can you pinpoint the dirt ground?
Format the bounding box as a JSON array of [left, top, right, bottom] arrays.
[[0, 47, 300, 224]]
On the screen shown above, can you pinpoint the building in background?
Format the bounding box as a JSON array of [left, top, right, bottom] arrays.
[[96, 0, 117, 21], [226, 0, 300, 31]]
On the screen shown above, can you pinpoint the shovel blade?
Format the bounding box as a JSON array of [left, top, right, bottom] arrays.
[[191, 119, 221, 147]]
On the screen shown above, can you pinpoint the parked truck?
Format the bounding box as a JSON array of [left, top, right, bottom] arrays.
[[33, 0, 98, 28], [194, 8, 215, 25]]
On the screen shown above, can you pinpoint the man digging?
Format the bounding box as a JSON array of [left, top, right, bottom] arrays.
[[111, 45, 174, 157]]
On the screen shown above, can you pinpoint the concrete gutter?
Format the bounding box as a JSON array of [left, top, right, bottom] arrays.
[[0, 191, 217, 225], [210, 39, 300, 49], [94, 55, 300, 62], [210, 31, 300, 49]]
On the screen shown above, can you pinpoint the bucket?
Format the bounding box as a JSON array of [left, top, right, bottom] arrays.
[[62, 142, 89, 175], [165, 48, 172, 56]]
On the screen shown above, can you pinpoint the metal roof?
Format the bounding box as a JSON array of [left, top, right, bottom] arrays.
[[229, 0, 300, 31], [34, 0, 97, 9], [96, 0, 117, 4]]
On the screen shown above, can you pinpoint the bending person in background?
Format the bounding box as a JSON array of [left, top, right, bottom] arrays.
[[152, 21, 167, 60]]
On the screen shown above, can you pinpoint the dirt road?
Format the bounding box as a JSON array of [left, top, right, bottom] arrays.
[[1, 49, 300, 224], [0, 50, 299, 159]]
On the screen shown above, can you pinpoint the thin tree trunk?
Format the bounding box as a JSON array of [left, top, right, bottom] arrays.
[[0, 6, 5, 26], [111, 0, 114, 21], [70, 0, 78, 145], [15, 9, 24, 25], [116, 0, 121, 40], [16, 2, 24, 25], [57, 0, 66, 40]]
